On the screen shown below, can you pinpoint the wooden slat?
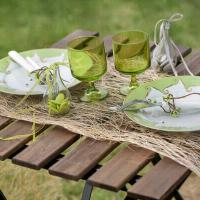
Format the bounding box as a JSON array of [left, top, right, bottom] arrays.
[[49, 138, 118, 181], [88, 145, 156, 191], [0, 121, 43, 160], [51, 29, 99, 48], [174, 51, 200, 75], [128, 157, 191, 200], [12, 126, 79, 170], [0, 116, 12, 128], [162, 46, 192, 73]]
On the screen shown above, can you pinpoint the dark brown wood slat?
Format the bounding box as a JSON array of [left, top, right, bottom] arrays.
[[0, 121, 43, 160], [174, 51, 200, 75], [0, 116, 12, 128], [51, 29, 99, 48], [88, 145, 156, 191], [49, 138, 118, 181], [127, 157, 191, 200], [12, 126, 79, 170], [162, 46, 192, 73], [176, 45, 192, 58], [162, 45, 192, 72]]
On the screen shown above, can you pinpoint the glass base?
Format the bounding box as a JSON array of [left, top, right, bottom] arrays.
[[120, 85, 138, 96], [81, 88, 108, 102]]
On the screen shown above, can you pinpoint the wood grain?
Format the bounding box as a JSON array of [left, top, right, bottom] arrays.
[[88, 145, 156, 191], [127, 157, 191, 200], [49, 138, 118, 180], [12, 126, 79, 169]]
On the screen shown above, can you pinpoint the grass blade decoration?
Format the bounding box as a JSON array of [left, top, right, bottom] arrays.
[[34, 62, 71, 115], [0, 62, 71, 141], [161, 92, 200, 117]]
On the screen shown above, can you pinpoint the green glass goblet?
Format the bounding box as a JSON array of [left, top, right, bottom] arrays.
[[112, 30, 150, 95], [68, 36, 108, 102]]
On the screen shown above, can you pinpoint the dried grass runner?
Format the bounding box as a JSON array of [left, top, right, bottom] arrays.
[[0, 58, 199, 176]]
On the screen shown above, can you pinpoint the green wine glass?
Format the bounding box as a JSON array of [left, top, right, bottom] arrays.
[[68, 36, 108, 102], [112, 30, 150, 95]]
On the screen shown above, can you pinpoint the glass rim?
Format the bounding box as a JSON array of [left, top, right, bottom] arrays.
[[112, 30, 149, 46], [67, 35, 104, 51]]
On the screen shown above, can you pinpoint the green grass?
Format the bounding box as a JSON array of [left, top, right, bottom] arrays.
[[0, 0, 200, 199], [0, 0, 200, 59]]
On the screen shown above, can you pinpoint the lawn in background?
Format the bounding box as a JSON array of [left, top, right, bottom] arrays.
[[0, 0, 200, 58], [0, 0, 200, 199]]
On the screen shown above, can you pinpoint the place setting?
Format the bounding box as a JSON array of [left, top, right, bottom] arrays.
[[0, 14, 199, 135]]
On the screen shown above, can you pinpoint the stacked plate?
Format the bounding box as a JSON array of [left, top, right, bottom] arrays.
[[0, 49, 80, 95]]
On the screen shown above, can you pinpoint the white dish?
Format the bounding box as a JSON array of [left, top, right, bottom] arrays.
[[0, 48, 80, 95]]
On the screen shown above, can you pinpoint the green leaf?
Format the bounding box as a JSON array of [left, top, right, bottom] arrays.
[[59, 101, 70, 113], [48, 101, 57, 108], [55, 93, 65, 103], [48, 93, 70, 115]]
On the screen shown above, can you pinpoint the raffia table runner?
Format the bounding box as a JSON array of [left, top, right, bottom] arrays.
[[0, 58, 199, 175]]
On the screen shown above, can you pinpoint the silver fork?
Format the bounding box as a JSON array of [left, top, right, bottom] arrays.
[[109, 100, 162, 112]]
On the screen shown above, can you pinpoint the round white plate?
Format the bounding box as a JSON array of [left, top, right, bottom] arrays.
[[0, 48, 80, 95]]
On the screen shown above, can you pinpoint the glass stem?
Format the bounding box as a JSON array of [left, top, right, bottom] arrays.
[[129, 74, 138, 88], [87, 81, 97, 93]]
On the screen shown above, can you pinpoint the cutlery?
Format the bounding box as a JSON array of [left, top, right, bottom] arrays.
[[109, 100, 157, 111], [26, 56, 41, 71], [8, 51, 36, 72], [8, 50, 58, 97], [110, 99, 200, 112]]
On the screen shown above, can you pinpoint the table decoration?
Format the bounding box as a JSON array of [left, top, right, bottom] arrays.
[[0, 48, 76, 121], [0, 56, 199, 176], [0, 20, 200, 180], [112, 30, 150, 95], [48, 93, 70, 115], [68, 36, 108, 102], [124, 76, 200, 132], [0, 48, 80, 95], [151, 13, 193, 76]]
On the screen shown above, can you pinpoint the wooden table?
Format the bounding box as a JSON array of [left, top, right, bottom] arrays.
[[0, 30, 196, 200]]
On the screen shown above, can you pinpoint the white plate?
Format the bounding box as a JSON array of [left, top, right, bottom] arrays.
[[0, 48, 80, 95]]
